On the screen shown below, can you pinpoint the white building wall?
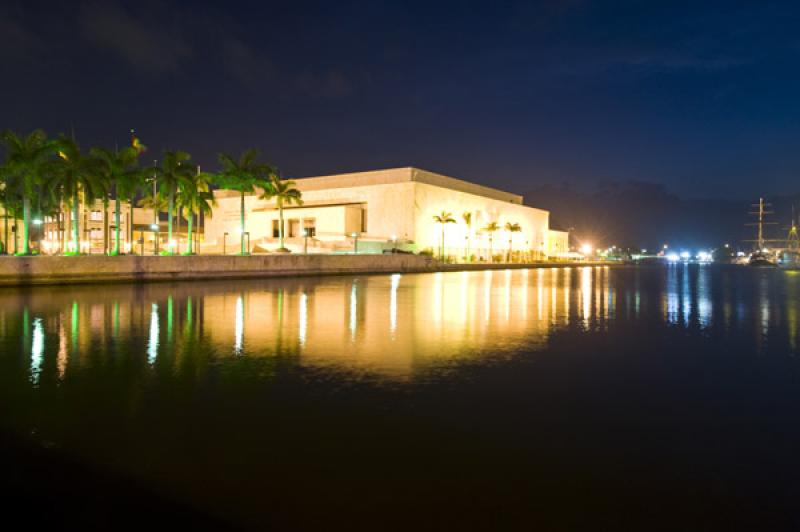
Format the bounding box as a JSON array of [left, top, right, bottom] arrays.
[[412, 181, 549, 258], [203, 168, 556, 257]]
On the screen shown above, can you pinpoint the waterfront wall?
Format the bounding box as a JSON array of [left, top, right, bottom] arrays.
[[0, 254, 439, 287], [0, 254, 614, 287]]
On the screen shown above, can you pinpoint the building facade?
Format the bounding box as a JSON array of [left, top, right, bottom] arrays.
[[205, 167, 567, 259]]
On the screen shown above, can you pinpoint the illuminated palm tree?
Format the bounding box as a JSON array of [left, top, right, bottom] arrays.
[[484, 221, 500, 262], [260, 175, 303, 251], [49, 137, 105, 255], [217, 149, 276, 255], [177, 168, 216, 255], [157, 151, 194, 254], [505, 222, 522, 262], [462, 211, 473, 261], [0, 129, 59, 255], [91, 140, 145, 255], [433, 211, 456, 260]]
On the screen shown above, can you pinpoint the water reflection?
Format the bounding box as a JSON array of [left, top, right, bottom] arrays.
[[3, 265, 800, 384]]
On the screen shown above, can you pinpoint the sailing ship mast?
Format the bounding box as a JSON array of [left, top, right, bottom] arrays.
[[747, 198, 776, 251]]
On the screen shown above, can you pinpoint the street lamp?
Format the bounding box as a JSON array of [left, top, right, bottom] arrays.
[[151, 223, 159, 255], [352, 232, 359, 254]]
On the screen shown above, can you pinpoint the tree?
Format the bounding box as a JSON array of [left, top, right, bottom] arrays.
[[177, 167, 216, 255], [484, 221, 500, 262], [48, 137, 105, 255], [505, 222, 522, 262], [217, 149, 276, 255], [157, 151, 194, 254], [91, 140, 144, 255], [433, 211, 456, 260], [0, 130, 59, 255], [462, 211, 473, 261], [260, 175, 303, 252]]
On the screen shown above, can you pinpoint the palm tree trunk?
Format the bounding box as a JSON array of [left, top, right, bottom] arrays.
[[114, 197, 121, 254], [278, 198, 285, 250], [240, 191, 246, 255], [187, 212, 194, 255], [22, 196, 31, 255], [440, 225, 445, 260], [168, 188, 175, 254], [176, 209, 182, 254], [72, 192, 80, 254], [129, 196, 136, 254]]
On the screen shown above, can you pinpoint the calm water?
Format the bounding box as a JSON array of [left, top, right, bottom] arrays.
[[2, 265, 800, 530]]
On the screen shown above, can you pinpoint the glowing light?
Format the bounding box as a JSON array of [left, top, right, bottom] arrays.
[[298, 293, 307, 346], [390, 274, 401, 334], [234, 295, 244, 354], [680, 251, 690, 260], [666, 252, 680, 262], [150, 223, 159, 231], [147, 303, 159, 365], [580, 243, 593, 255], [349, 282, 358, 337], [31, 317, 44, 385], [32, 218, 43, 226]]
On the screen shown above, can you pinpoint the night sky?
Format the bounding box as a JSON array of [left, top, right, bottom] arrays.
[[4, 0, 800, 201]]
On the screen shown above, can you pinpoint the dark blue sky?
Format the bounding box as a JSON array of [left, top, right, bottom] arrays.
[[3, 0, 800, 200]]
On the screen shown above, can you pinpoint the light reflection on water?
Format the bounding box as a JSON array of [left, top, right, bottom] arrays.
[[1, 265, 799, 386]]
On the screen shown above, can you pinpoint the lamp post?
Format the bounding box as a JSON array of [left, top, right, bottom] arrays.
[[352, 232, 359, 254], [151, 223, 159, 255], [223, 232, 228, 255]]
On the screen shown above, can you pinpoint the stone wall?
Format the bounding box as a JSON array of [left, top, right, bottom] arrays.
[[0, 254, 437, 287]]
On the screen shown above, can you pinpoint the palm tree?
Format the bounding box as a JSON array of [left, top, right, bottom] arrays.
[[432, 211, 456, 260], [156, 151, 195, 254], [177, 168, 216, 255], [91, 142, 144, 255], [217, 149, 276, 255], [49, 137, 105, 255], [462, 211, 473, 261], [260, 175, 303, 252], [0, 130, 59, 255], [484, 221, 500, 262], [505, 222, 522, 262]]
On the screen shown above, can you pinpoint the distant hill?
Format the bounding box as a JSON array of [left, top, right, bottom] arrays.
[[524, 182, 800, 252]]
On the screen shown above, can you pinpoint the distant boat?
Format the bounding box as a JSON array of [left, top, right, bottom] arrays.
[[779, 213, 800, 270], [779, 250, 800, 270], [750, 250, 777, 267], [747, 198, 778, 267]]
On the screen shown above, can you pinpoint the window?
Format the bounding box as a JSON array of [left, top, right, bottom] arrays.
[[272, 220, 280, 238], [288, 219, 300, 238], [303, 218, 316, 237], [89, 210, 103, 221]]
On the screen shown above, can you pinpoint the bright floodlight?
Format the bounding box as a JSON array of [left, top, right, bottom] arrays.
[[580, 243, 593, 255], [150, 223, 159, 230], [680, 251, 690, 259], [666, 252, 679, 262]]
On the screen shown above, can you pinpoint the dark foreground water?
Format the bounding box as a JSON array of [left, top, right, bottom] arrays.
[[2, 265, 800, 530]]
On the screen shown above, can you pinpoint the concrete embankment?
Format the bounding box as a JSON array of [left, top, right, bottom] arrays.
[[0, 255, 614, 287]]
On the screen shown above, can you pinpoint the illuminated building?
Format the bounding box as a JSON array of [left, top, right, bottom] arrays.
[[205, 167, 568, 259]]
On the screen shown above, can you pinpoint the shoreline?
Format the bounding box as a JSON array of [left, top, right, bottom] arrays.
[[0, 254, 615, 288]]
